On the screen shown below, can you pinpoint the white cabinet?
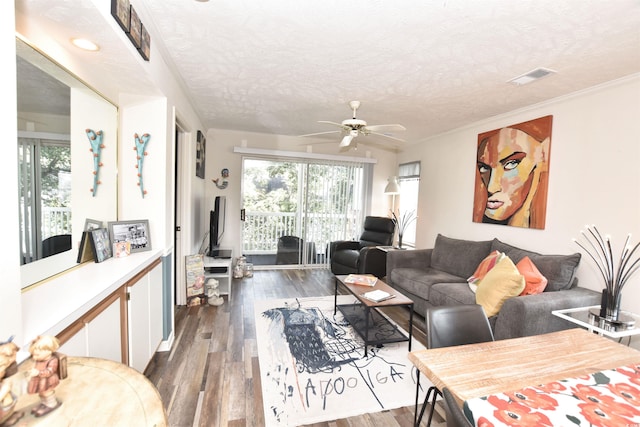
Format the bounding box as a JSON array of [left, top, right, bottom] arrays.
[[58, 289, 125, 363], [127, 258, 163, 373]]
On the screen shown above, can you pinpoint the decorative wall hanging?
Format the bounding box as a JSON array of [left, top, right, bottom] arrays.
[[110, 0, 151, 61], [86, 129, 104, 197], [472, 115, 553, 229], [110, 0, 130, 33], [196, 130, 206, 179], [127, 5, 142, 49], [212, 168, 229, 189], [134, 133, 150, 198]]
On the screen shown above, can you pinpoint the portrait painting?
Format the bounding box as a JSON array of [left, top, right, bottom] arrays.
[[472, 115, 553, 229]]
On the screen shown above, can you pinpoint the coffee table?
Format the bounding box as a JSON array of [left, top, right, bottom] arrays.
[[334, 275, 414, 356]]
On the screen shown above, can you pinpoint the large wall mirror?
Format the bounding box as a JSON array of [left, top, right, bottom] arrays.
[[17, 37, 119, 288]]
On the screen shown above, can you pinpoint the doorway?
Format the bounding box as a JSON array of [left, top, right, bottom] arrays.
[[240, 157, 371, 267]]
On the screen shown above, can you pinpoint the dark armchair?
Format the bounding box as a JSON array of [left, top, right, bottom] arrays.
[[329, 216, 395, 278]]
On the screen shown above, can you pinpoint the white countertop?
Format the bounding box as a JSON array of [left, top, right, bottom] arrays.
[[20, 249, 163, 361]]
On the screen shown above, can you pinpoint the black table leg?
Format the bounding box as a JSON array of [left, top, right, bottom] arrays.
[[334, 277, 338, 315], [408, 303, 414, 351]]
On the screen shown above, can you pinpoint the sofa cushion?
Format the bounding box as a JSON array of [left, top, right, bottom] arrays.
[[468, 250, 505, 292], [491, 239, 580, 292], [475, 256, 525, 317], [389, 267, 465, 301], [430, 282, 477, 306], [516, 256, 548, 295], [431, 234, 493, 279]]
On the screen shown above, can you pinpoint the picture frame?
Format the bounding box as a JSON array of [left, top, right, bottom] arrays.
[[127, 5, 142, 49], [89, 228, 113, 263], [84, 218, 103, 231], [196, 130, 206, 179], [108, 219, 151, 253], [110, 0, 131, 33], [139, 24, 151, 61]]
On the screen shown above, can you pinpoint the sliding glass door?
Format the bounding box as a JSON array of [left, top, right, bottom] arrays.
[[241, 156, 370, 267]]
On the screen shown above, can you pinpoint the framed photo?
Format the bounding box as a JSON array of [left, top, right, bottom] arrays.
[[108, 220, 151, 253], [127, 5, 142, 49], [110, 0, 131, 33], [89, 228, 113, 263], [140, 24, 151, 61], [196, 130, 206, 179], [84, 218, 103, 231]]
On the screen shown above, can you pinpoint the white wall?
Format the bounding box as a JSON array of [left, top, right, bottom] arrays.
[[203, 129, 399, 257], [398, 75, 640, 326]]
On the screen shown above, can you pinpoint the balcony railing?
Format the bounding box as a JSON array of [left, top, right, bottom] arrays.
[[42, 206, 72, 238], [242, 211, 360, 262]]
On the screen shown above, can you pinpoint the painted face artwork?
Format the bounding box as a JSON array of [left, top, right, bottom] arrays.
[[476, 127, 547, 224]]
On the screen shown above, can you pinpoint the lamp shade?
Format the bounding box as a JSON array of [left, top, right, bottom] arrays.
[[384, 176, 400, 194]]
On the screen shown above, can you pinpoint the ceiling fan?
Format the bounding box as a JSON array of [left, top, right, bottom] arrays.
[[300, 101, 406, 150]]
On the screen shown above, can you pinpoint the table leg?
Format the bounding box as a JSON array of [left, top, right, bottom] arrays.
[[364, 306, 370, 357], [414, 371, 420, 427], [334, 278, 338, 315], [408, 303, 414, 352]]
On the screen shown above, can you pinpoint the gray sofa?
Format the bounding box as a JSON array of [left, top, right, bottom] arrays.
[[386, 234, 601, 340]]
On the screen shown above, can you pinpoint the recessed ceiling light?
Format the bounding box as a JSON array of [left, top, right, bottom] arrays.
[[71, 38, 100, 52], [508, 67, 556, 85]]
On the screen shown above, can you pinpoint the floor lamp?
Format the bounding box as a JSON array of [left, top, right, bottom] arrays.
[[384, 176, 401, 213]]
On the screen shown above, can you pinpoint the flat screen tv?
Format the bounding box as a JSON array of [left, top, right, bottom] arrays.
[[208, 196, 227, 257]]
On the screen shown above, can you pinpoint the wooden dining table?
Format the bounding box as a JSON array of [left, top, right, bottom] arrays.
[[408, 328, 640, 423]]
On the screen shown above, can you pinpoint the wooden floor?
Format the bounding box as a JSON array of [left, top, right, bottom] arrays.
[[145, 269, 445, 427]]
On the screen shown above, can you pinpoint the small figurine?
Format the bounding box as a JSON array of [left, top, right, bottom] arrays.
[[27, 336, 63, 417], [212, 168, 229, 189], [0, 337, 23, 426]]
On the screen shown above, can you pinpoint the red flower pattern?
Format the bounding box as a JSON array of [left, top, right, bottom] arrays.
[[465, 364, 640, 427]]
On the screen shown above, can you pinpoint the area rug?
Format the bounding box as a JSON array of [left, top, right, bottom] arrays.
[[255, 295, 429, 427]]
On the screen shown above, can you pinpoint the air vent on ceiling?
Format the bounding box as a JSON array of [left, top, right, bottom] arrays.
[[508, 67, 556, 85]]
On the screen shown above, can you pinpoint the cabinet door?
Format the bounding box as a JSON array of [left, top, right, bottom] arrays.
[[86, 298, 122, 362], [148, 262, 163, 353], [58, 290, 124, 363], [128, 276, 151, 373]]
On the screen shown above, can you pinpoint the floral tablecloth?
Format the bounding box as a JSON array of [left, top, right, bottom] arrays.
[[463, 363, 640, 427]]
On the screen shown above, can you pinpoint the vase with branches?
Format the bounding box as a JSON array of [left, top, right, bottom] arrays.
[[391, 210, 417, 248], [574, 225, 640, 323]]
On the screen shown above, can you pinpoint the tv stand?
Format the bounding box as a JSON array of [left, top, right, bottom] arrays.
[[204, 249, 233, 301]]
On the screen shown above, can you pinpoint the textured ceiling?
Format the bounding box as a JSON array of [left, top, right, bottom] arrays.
[[15, 0, 640, 149]]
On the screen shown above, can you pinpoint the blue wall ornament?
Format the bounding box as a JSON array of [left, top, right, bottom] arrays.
[[86, 129, 104, 197], [134, 133, 150, 197]]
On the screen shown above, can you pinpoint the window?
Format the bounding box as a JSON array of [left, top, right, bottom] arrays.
[[397, 161, 420, 247]]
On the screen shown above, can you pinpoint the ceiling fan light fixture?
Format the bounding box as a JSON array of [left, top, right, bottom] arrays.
[[340, 134, 354, 148]]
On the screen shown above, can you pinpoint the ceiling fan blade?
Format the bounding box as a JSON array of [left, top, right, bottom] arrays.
[[365, 124, 407, 132], [318, 120, 349, 130], [298, 130, 341, 138], [367, 131, 406, 142]]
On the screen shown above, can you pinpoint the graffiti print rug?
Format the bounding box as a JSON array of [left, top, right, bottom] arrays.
[[255, 295, 428, 427]]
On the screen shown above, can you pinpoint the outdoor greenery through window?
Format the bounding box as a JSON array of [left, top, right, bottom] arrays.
[[241, 157, 371, 266], [18, 137, 71, 264]]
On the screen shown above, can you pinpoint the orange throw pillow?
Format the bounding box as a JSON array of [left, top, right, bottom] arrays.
[[516, 256, 548, 295]]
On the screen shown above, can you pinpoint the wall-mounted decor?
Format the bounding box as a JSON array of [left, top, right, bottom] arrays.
[[110, 0, 150, 61], [140, 25, 151, 61], [108, 219, 151, 253], [86, 129, 105, 196], [110, 0, 130, 33], [127, 5, 142, 49], [134, 133, 150, 197], [473, 115, 552, 229], [212, 168, 229, 189], [196, 130, 206, 179]]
